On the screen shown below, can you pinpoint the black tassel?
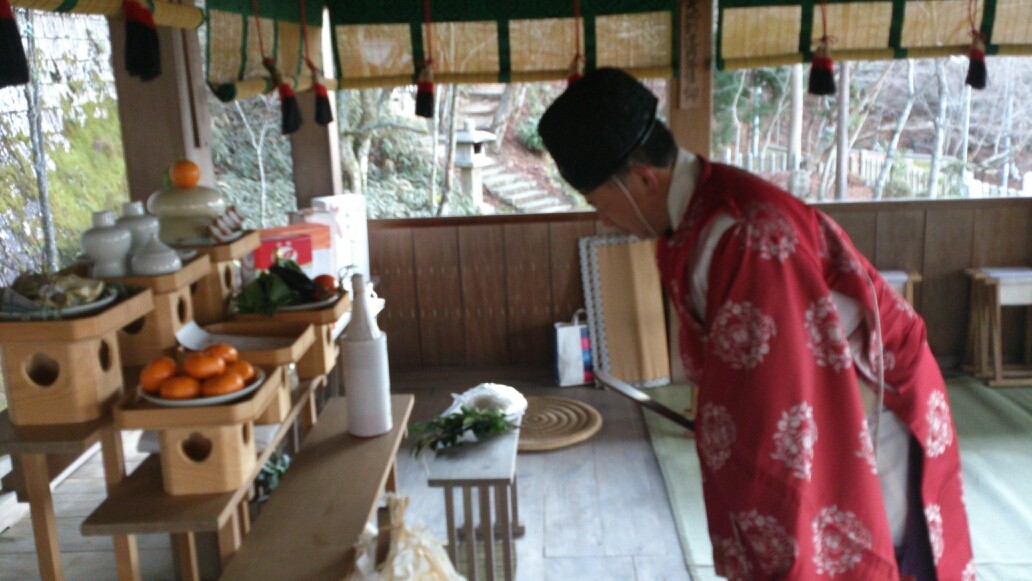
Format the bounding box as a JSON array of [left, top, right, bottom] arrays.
[[415, 64, 434, 118], [124, 0, 160, 81], [314, 81, 332, 125], [808, 45, 836, 96], [279, 83, 302, 134], [264, 58, 302, 134], [0, 0, 28, 88], [966, 38, 987, 90]]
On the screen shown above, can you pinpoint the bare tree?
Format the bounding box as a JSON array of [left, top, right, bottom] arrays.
[[234, 98, 276, 227], [22, 11, 58, 272], [874, 61, 918, 199], [926, 59, 949, 198], [489, 84, 525, 154]]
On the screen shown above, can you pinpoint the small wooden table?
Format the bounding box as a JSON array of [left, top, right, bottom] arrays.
[[426, 429, 525, 581], [81, 377, 325, 580], [0, 413, 139, 581], [219, 394, 414, 580], [879, 270, 921, 306], [964, 267, 1032, 386]]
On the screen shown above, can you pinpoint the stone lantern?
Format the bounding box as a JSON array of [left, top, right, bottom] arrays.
[[454, 118, 496, 207]]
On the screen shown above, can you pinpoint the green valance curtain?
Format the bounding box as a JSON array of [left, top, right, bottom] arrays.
[[204, 0, 681, 100], [718, 0, 1026, 70]]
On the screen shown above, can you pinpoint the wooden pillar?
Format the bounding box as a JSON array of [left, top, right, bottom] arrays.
[[667, 0, 713, 157], [290, 89, 344, 209], [109, 17, 213, 202], [666, 0, 713, 386]]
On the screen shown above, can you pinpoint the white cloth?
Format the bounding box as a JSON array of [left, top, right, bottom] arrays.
[[667, 150, 909, 546]]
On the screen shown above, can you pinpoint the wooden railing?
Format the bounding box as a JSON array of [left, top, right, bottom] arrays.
[[370, 198, 1032, 369]]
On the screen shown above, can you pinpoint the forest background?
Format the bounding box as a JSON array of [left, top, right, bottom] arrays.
[[3, 12, 1032, 287]]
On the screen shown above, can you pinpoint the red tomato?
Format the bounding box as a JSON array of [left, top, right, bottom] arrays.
[[314, 274, 338, 293]]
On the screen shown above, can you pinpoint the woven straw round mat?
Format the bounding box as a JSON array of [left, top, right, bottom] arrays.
[[518, 396, 603, 452]]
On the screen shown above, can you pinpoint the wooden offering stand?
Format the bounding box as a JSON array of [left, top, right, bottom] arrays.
[[238, 292, 351, 379], [0, 289, 154, 581], [189, 230, 260, 325], [0, 289, 154, 426], [109, 255, 211, 367], [113, 366, 284, 495], [197, 321, 316, 424]]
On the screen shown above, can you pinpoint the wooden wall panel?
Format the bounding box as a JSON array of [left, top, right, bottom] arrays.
[[822, 208, 877, 260], [922, 208, 975, 358], [972, 205, 1032, 266], [549, 221, 596, 323], [368, 229, 420, 367], [412, 229, 465, 366], [368, 199, 1032, 368], [503, 223, 554, 366], [458, 225, 509, 365]]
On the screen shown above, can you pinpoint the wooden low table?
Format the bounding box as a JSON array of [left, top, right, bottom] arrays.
[[0, 413, 139, 581], [879, 270, 921, 306], [219, 394, 413, 580], [427, 429, 525, 581], [81, 377, 325, 580]]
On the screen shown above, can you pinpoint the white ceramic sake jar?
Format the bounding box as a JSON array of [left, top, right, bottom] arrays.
[[146, 184, 226, 246], [82, 211, 132, 278], [130, 232, 183, 276], [117, 201, 160, 254]]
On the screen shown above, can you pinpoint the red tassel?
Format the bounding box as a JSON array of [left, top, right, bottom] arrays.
[[123, 0, 160, 81], [264, 58, 302, 134], [0, 0, 28, 88], [415, 64, 434, 118], [966, 38, 987, 90], [566, 55, 583, 87], [808, 44, 836, 96], [314, 82, 333, 125]]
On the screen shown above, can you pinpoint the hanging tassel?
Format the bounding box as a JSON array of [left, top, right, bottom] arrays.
[[0, 0, 28, 88], [415, 63, 434, 119], [123, 0, 160, 81], [566, 0, 583, 86], [264, 58, 302, 134], [808, 43, 836, 96], [966, 36, 987, 90], [314, 79, 333, 125]]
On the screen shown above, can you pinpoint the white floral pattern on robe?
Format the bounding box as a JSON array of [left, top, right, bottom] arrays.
[[925, 391, 954, 458], [804, 296, 853, 372], [711, 300, 776, 370], [811, 506, 873, 576], [771, 402, 818, 480], [699, 403, 736, 471], [734, 510, 799, 575]]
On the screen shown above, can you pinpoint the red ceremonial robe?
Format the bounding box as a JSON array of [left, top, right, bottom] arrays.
[[656, 159, 974, 580]]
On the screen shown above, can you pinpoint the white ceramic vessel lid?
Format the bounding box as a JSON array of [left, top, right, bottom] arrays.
[[92, 210, 116, 227], [122, 201, 146, 216]]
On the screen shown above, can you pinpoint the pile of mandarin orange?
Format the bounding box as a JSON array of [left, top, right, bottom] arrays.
[[139, 344, 257, 400]]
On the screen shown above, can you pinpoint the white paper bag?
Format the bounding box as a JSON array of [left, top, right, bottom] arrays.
[[554, 309, 593, 387]]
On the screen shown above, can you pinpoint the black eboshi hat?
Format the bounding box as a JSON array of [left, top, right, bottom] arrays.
[[537, 68, 658, 193]]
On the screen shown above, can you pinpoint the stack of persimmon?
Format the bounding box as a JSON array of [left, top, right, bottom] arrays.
[[139, 343, 257, 400]]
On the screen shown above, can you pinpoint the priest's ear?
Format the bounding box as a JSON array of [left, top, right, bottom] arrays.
[[629, 164, 664, 198]]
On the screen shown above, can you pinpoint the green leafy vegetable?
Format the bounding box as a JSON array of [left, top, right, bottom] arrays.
[[409, 406, 516, 458], [235, 270, 298, 315]]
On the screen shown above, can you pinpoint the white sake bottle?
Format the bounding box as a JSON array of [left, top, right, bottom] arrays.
[[343, 274, 392, 437]]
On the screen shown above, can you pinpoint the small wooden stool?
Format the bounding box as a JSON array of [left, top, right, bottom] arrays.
[[964, 267, 1032, 386], [427, 429, 525, 581], [879, 270, 922, 306]]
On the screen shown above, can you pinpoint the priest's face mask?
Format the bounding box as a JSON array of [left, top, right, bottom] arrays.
[[584, 172, 661, 239]]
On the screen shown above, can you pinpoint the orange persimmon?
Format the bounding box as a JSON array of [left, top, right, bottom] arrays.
[[159, 376, 201, 400], [201, 372, 245, 397], [140, 356, 178, 394], [226, 360, 256, 382], [203, 343, 239, 364], [183, 352, 226, 380]]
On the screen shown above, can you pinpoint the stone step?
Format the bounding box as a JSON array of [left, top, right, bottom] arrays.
[[516, 197, 565, 211], [500, 189, 549, 202], [490, 181, 534, 194], [540, 204, 574, 213]]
